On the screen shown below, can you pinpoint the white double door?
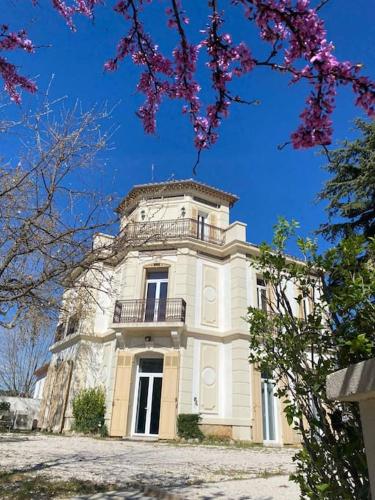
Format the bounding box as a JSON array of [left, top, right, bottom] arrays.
[[133, 358, 163, 436]]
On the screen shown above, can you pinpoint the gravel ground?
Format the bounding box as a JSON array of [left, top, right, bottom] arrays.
[[0, 433, 300, 499]]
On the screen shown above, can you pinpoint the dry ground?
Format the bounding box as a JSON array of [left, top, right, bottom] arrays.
[[0, 433, 300, 499]]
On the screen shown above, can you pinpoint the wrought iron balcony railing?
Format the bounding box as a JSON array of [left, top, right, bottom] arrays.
[[113, 298, 186, 324], [122, 218, 225, 246]]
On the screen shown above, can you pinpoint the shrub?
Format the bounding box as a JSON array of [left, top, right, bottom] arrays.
[[177, 413, 204, 440], [72, 387, 106, 434], [0, 402, 10, 412]]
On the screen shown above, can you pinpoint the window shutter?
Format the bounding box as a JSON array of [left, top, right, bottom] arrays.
[[266, 282, 277, 312], [38, 364, 56, 430], [209, 213, 217, 242], [279, 380, 301, 445], [158, 352, 180, 439], [110, 352, 134, 437], [251, 365, 263, 443]]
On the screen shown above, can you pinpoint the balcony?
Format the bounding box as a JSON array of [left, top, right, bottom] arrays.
[[122, 218, 225, 246], [113, 298, 186, 324]]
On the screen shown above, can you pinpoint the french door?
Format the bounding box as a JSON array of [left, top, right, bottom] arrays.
[[144, 270, 168, 321], [133, 358, 163, 436], [261, 373, 278, 443], [197, 214, 208, 241]]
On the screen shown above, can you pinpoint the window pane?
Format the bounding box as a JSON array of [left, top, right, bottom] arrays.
[[146, 282, 157, 299], [135, 377, 149, 434], [261, 289, 267, 311], [145, 283, 157, 321], [267, 382, 276, 440], [261, 381, 267, 440], [146, 270, 168, 280], [150, 377, 162, 435], [257, 287, 268, 311], [159, 282, 168, 299], [139, 358, 164, 373]]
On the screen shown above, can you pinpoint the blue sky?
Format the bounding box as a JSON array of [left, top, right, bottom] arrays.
[[4, 0, 375, 253]]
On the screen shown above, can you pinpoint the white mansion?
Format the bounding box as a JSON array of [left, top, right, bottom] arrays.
[[39, 179, 301, 445]]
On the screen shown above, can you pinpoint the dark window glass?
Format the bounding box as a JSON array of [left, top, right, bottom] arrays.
[[146, 270, 168, 280], [145, 282, 157, 321], [157, 282, 168, 321], [150, 377, 162, 434], [193, 196, 220, 209], [261, 370, 273, 380], [139, 358, 164, 373], [66, 314, 79, 336], [135, 377, 149, 434]]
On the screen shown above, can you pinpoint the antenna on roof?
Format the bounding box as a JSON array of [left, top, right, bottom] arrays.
[[151, 163, 155, 182]]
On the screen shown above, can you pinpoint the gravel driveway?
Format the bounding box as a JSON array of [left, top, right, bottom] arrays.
[[0, 433, 300, 499]]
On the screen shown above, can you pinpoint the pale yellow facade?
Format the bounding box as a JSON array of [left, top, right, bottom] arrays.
[[40, 179, 301, 445]]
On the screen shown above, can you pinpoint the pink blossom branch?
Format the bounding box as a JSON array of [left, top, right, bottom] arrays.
[[0, 25, 36, 102], [1, 0, 374, 154]]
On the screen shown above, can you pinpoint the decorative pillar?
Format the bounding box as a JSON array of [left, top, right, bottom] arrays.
[[327, 357, 375, 498]]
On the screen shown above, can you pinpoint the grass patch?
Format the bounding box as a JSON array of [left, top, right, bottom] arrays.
[[170, 435, 264, 449], [255, 468, 287, 479], [202, 435, 264, 449], [0, 470, 117, 499]]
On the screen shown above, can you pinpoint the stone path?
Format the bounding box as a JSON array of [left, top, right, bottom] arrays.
[[0, 433, 300, 499]]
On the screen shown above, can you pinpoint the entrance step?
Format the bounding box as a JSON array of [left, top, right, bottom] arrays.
[[123, 436, 159, 442]]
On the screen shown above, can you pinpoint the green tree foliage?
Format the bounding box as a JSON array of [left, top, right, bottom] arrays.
[[72, 387, 106, 435], [319, 119, 375, 241], [248, 218, 374, 498]]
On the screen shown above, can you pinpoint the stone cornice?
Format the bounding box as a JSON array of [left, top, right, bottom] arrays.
[[116, 179, 239, 215]]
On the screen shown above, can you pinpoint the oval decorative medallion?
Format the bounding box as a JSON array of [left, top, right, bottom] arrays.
[[204, 285, 216, 303], [202, 367, 216, 386]]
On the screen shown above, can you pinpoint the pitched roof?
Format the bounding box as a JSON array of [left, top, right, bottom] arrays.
[[116, 179, 239, 215]]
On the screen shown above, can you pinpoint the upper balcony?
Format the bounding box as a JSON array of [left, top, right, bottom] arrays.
[[113, 298, 186, 324], [121, 218, 225, 246]]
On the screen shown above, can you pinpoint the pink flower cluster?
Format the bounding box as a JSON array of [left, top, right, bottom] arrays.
[[0, 0, 100, 102], [236, 0, 375, 148], [195, 12, 255, 149], [51, 0, 101, 29], [0, 25, 36, 103]]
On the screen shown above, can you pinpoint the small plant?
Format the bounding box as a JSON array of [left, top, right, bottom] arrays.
[[177, 413, 204, 440], [0, 402, 10, 412], [98, 422, 108, 438], [72, 387, 106, 434]]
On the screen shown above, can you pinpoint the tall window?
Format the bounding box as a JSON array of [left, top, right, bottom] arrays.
[[144, 269, 168, 321], [301, 287, 314, 319], [66, 313, 79, 336], [257, 278, 268, 312], [261, 371, 277, 442], [197, 213, 207, 241], [302, 297, 309, 320]]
